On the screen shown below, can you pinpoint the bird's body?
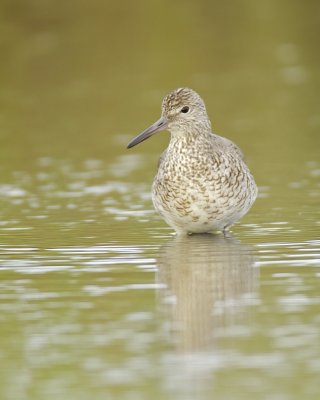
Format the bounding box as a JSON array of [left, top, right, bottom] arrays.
[[127, 88, 257, 235]]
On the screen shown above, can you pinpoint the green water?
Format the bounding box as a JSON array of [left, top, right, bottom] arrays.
[[0, 1, 319, 399]]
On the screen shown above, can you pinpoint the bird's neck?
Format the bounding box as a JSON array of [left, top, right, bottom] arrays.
[[169, 121, 212, 147]]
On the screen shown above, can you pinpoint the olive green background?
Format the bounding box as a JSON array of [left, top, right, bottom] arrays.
[[0, 1, 319, 399]]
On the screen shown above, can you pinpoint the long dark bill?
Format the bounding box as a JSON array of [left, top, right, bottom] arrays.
[[127, 116, 168, 149]]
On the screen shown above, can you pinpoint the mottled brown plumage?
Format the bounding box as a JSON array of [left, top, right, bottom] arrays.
[[127, 88, 257, 235]]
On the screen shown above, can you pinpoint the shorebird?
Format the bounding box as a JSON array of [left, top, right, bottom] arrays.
[[127, 88, 257, 235]]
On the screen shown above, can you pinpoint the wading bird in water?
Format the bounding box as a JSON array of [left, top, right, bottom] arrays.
[[127, 88, 257, 235]]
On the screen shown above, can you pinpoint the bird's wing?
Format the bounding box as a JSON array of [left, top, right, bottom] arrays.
[[212, 133, 245, 160], [221, 137, 245, 159]]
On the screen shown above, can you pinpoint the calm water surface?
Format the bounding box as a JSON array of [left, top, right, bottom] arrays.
[[0, 1, 320, 400]]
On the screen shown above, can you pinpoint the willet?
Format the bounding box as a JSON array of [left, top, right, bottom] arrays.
[[127, 88, 257, 235]]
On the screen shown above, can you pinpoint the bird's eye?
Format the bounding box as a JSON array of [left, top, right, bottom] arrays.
[[181, 106, 189, 113]]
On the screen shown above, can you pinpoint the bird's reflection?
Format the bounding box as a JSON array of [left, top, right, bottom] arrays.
[[157, 233, 258, 352]]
